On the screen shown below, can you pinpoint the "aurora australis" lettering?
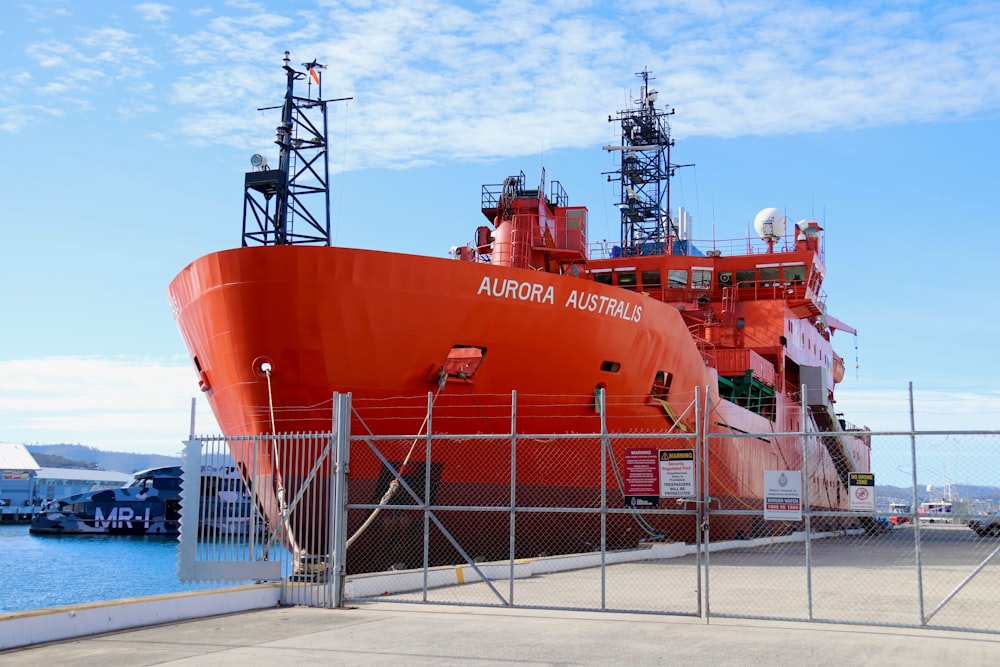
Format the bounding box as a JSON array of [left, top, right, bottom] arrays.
[[476, 277, 642, 323]]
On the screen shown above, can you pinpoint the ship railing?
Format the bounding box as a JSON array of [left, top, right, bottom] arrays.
[[835, 416, 868, 433], [732, 282, 828, 314], [481, 183, 502, 209], [688, 327, 717, 367], [482, 171, 526, 211], [654, 282, 818, 307], [482, 174, 567, 209], [530, 211, 588, 261], [586, 235, 807, 261], [548, 179, 568, 207], [734, 280, 806, 300]]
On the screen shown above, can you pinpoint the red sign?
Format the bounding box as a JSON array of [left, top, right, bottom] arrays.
[[624, 447, 659, 496]]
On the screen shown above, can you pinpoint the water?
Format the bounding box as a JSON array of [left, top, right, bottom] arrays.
[[0, 523, 222, 613]]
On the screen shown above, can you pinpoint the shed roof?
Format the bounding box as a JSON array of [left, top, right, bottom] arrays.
[[0, 443, 41, 471]]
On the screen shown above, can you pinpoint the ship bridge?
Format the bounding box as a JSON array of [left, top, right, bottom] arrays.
[[476, 170, 588, 272]]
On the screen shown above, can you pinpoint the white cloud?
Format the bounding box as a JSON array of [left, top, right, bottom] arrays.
[[135, 2, 173, 23], [27, 40, 77, 68], [151, 0, 1000, 166], [7, 1, 1000, 145], [11, 27, 162, 123], [22, 2, 72, 23], [0, 357, 218, 456], [118, 101, 158, 119], [0, 103, 64, 132]]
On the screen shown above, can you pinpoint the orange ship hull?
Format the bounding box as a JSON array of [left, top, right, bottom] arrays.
[[169, 245, 869, 569], [169, 245, 712, 435]]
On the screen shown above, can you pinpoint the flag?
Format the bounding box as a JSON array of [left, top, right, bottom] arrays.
[[309, 67, 320, 85]]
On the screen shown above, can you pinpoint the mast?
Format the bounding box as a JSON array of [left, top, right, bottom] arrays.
[[241, 52, 351, 247], [604, 69, 690, 256]]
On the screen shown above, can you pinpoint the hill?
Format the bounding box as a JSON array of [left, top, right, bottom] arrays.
[[25, 444, 181, 474], [29, 453, 101, 470]]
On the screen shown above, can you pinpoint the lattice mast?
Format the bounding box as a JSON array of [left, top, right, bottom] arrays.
[[605, 69, 684, 254], [242, 52, 350, 246]]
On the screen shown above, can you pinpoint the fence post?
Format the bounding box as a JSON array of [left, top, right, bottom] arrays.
[[509, 390, 517, 605], [177, 438, 204, 582], [801, 383, 813, 620], [331, 392, 351, 607], [696, 385, 705, 620], [423, 391, 433, 596], [599, 386, 608, 610], [908, 381, 925, 624]]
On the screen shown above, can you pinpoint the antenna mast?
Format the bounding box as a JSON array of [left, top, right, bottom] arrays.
[[242, 52, 351, 246], [605, 69, 689, 255]]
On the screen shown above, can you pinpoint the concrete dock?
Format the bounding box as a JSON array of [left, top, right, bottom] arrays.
[[5, 525, 1000, 665], [4, 600, 1000, 666]]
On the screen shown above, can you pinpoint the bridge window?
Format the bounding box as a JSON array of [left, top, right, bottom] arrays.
[[735, 269, 756, 287], [616, 270, 637, 289], [692, 269, 712, 290], [759, 267, 779, 286], [591, 270, 612, 285], [667, 269, 687, 289], [783, 265, 806, 284], [641, 270, 661, 289]]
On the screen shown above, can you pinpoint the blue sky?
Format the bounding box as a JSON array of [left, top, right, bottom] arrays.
[[1, 0, 998, 483]]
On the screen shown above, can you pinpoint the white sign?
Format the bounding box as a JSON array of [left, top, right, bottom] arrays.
[[848, 472, 876, 512], [658, 449, 695, 498], [764, 470, 802, 521]]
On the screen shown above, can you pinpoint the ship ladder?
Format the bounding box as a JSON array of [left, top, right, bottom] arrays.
[[808, 403, 879, 534]]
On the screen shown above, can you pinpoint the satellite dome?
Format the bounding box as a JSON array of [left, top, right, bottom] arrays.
[[753, 208, 786, 242]]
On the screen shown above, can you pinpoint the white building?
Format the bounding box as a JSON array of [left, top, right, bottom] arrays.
[[0, 443, 40, 514], [0, 443, 131, 520]]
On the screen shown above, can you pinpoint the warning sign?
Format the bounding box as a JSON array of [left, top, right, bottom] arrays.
[[658, 449, 695, 498], [848, 472, 876, 512], [764, 470, 802, 521], [624, 447, 659, 508]]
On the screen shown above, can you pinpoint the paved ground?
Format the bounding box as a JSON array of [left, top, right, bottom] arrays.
[[360, 525, 1000, 631], [5, 524, 1000, 665], [3, 601, 1000, 666]]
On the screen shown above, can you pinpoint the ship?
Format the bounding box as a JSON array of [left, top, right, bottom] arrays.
[[29, 465, 258, 536], [167, 53, 871, 573]]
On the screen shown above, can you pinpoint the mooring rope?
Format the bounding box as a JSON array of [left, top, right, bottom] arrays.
[[345, 372, 447, 549], [263, 364, 301, 557]]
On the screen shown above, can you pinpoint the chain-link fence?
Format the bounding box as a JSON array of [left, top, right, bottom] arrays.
[[179, 393, 1000, 633]]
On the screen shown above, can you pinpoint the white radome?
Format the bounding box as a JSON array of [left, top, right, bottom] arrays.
[[753, 207, 786, 242]]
